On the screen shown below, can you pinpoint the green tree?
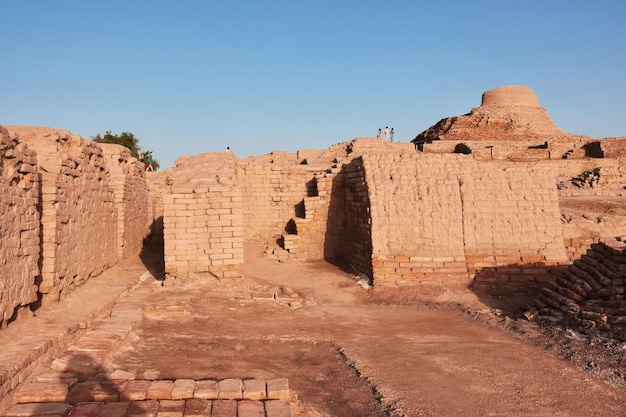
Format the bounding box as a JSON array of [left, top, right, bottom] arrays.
[[92, 130, 160, 171]]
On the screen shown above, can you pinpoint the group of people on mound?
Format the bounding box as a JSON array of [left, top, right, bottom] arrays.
[[377, 126, 394, 142]]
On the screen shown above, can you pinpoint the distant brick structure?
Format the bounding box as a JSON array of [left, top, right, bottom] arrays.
[[100, 143, 149, 259], [412, 85, 626, 264], [163, 152, 244, 283]]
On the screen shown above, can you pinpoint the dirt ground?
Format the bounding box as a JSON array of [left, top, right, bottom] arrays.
[[101, 242, 626, 417]]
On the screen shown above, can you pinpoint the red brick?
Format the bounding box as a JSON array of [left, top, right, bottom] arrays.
[[210, 400, 237, 417], [238, 400, 264, 417]]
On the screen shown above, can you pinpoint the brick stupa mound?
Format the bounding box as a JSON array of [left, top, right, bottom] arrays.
[[414, 85, 587, 144]]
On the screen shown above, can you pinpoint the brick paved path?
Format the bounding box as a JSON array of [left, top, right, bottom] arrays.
[[0, 261, 297, 417]]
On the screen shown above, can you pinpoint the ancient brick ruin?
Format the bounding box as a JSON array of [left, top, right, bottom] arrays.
[[2, 85, 626, 341], [537, 237, 626, 341], [0, 126, 149, 328]]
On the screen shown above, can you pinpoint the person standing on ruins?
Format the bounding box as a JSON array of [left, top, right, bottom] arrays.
[[385, 127, 390, 142], [390, 127, 394, 142], [377, 129, 382, 140]]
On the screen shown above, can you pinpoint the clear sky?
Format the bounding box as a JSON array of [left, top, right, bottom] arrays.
[[1, 1, 625, 169]]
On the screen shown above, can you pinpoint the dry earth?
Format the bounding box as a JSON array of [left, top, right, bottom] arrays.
[[97, 242, 626, 417]]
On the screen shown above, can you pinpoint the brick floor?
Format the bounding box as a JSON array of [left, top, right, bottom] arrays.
[[0, 260, 298, 417]]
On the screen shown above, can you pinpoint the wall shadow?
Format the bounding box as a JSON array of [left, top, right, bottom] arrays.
[[11, 352, 124, 416], [323, 169, 347, 266], [468, 263, 567, 317], [140, 216, 165, 283]]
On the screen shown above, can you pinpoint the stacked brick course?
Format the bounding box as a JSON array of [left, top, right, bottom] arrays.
[[0, 127, 40, 327], [100, 143, 149, 260], [164, 152, 244, 283], [236, 156, 312, 243], [348, 152, 568, 286], [146, 172, 166, 239], [343, 157, 373, 277], [537, 237, 626, 342], [7, 127, 118, 304]]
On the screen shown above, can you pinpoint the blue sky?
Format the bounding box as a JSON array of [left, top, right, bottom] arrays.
[[1, 1, 625, 169]]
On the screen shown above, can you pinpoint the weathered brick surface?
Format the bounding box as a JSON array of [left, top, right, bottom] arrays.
[[237, 155, 348, 261], [347, 152, 568, 286], [99, 143, 150, 260], [146, 172, 166, 238], [538, 237, 626, 342], [237, 156, 311, 243], [6, 126, 118, 304], [164, 152, 244, 283], [0, 126, 40, 327]]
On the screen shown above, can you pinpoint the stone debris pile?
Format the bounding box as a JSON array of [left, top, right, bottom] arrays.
[[536, 237, 626, 342]]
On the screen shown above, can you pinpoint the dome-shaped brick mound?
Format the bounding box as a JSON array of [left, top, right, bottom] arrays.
[[481, 85, 540, 107], [414, 85, 575, 143]]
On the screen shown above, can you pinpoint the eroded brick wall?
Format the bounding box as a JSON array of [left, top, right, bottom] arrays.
[[0, 127, 40, 327], [343, 157, 373, 277], [146, 172, 166, 238], [7, 127, 118, 304], [538, 237, 626, 342], [164, 152, 243, 282], [100, 143, 150, 260], [355, 153, 568, 286], [236, 157, 316, 243]]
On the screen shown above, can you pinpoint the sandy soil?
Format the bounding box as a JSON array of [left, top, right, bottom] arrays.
[[104, 243, 626, 417]]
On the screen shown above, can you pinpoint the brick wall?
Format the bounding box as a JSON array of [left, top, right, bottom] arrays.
[[352, 153, 568, 287], [538, 237, 626, 342], [164, 152, 244, 282], [0, 127, 40, 327], [146, 172, 166, 238], [8, 127, 119, 304], [236, 157, 315, 243], [343, 157, 373, 277], [422, 138, 590, 161], [100, 143, 150, 260]]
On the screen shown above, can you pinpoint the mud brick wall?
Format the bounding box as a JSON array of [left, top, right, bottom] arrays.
[[100, 143, 150, 259], [0, 127, 41, 327], [462, 163, 567, 276], [164, 152, 243, 282], [236, 158, 316, 243], [537, 237, 626, 342], [342, 157, 373, 277], [293, 169, 346, 260], [599, 137, 626, 158], [354, 153, 567, 286], [7, 127, 118, 304], [422, 139, 590, 161], [361, 153, 467, 286], [146, 172, 166, 238]]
